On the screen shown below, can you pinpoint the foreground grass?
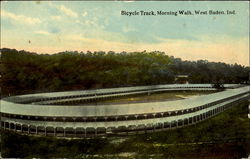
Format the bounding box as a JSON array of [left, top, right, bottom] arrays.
[[1, 101, 249, 158], [112, 101, 250, 159]]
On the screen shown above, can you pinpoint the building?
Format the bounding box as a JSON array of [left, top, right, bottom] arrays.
[[175, 75, 189, 84]]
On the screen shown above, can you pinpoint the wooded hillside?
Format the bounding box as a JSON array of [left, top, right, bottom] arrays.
[[1, 48, 249, 96]]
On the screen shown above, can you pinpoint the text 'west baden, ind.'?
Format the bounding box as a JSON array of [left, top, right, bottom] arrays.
[[120, 10, 236, 16]]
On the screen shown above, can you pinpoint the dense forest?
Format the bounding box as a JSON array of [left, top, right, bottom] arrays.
[[0, 48, 249, 96]]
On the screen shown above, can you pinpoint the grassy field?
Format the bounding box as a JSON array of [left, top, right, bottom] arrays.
[[1, 101, 249, 158], [87, 91, 216, 105]]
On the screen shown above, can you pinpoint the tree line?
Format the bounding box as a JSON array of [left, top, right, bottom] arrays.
[[0, 48, 249, 96]]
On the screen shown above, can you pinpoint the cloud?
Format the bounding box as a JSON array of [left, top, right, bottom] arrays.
[[67, 34, 90, 42], [35, 30, 51, 35], [59, 5, 78, 18], [1, 10, 41, 25], [51, 15, 62, 21], [82, 11, 88, 17]]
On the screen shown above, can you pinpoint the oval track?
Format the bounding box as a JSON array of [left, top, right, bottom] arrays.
[[1, 84, 249, 138]]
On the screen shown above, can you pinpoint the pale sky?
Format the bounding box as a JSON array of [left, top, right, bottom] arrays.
[[1, 1, 249, 66]]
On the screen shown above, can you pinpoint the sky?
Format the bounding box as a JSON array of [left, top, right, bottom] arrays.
[[1, 1, 249, 66]]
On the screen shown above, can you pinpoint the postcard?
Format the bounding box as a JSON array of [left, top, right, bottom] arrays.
[[0, 1, 249, 158]]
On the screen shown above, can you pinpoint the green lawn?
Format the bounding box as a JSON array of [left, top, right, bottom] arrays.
[[1, 101, 249, 158]]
